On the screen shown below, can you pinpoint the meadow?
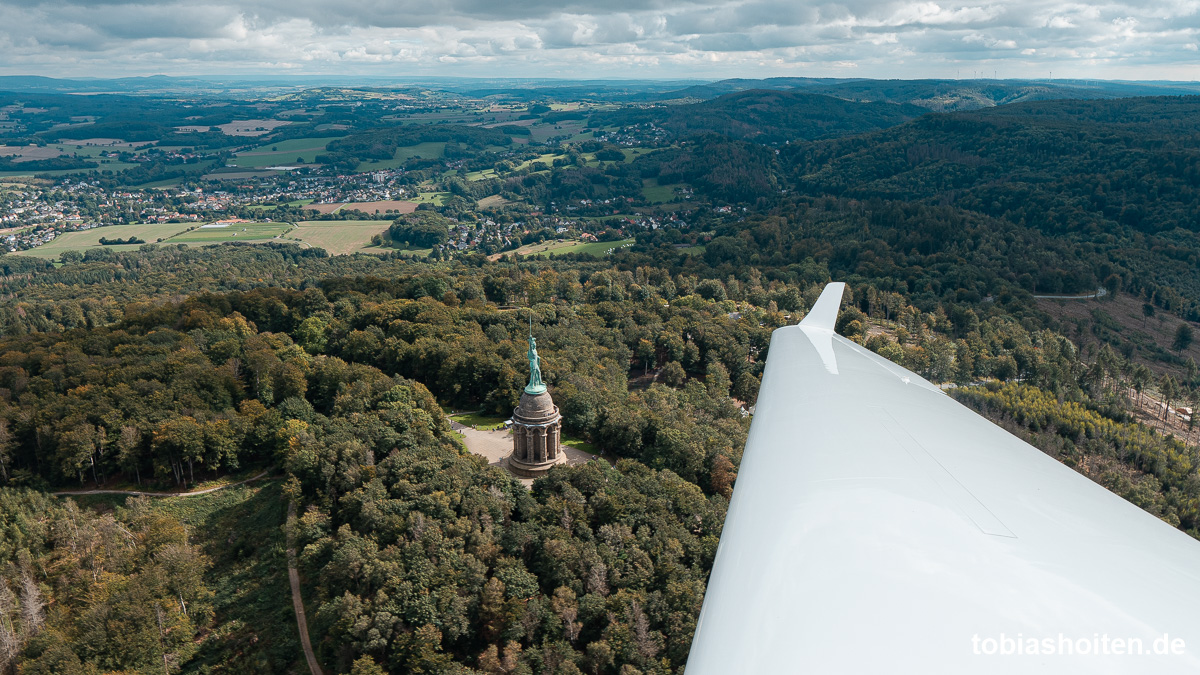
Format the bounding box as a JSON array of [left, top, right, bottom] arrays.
[[499, 237, 636, 259], [168, 222, 292, 244], [642, 177, 685, 203], [15, 222, 193, 257], [355, 141, 446, 171], [228, 136, 341, 168], [285, 220, 392, 255], [0, 141, 151, 177]]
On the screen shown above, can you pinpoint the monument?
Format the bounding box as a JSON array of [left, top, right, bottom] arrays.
[[508, 333, 565, 476]]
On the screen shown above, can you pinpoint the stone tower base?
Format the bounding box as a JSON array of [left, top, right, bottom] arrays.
[[506, 452, 568, 477]]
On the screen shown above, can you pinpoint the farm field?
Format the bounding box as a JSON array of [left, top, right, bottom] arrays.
[[302, 200, 416, 215], [228, 136, 341, 168], [177, 120, 291, 136], [464, 168, 498, 181], [356, 141, 446, 171], [341, 200, 416, 215], [0, 145, 67, 160], [169, 222, 292, 244], [552, 238, 635, 256], [528, 119, 589, 143], [14, 222, 193, 257], [285, 220, 391, 255], [476, 195, 510, 208], [494, 237, 635, 260], [0, 141, 153, 176], [248, 199, 315, 211], [202, 170, 281, 181]]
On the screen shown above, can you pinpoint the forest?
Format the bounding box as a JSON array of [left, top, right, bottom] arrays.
[[1, 82, 1200, 673]]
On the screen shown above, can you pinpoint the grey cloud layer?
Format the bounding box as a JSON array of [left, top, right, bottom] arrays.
[[1, 0, 1197, 77]]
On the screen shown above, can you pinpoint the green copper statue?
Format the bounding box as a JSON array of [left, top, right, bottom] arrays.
[[525, 335, 547, 394]]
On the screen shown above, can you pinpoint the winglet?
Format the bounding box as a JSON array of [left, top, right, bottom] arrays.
[[799, 282, 845, 330]]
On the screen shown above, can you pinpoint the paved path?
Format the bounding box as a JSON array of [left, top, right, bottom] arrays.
[[455, 425, 604, 486], [1033, 288, 1108, 300], [52, 469, 271, 498], [287, 501, 324, 675]]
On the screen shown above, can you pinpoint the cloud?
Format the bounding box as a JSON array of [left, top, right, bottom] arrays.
[[0, 0, 1196, 79]]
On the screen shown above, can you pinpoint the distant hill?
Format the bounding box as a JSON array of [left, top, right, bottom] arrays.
[[592, 90, 926, 143], [657, 77, 1200, 111], [783, 95, 1200, 296], [658, 77, 861, 101]]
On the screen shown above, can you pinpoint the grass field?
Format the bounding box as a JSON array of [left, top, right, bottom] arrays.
[[563, 437, 597, 455], [448, 410, 509, 429], [504, 237, 635, 259], [285, 220, 391, 255], [529, 120, 589, 143], [477, 195, 510, 208], [356, 141, 446, 171], [248, 199, 314, 211], [464, 168, 499, 181], [229, 136, 340, 168], [169, 222, 292, 244], [411, 191, 450, 206], [0, 142, 169, 178], [554, 238, 635, 256], [642, 178, 684, 203], [511, 153, 564, 172], [622, 148, 655, 162], [15, 222, 194, 257]]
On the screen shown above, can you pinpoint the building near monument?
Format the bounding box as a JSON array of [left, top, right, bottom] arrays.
[[508, 334, 565, 476]]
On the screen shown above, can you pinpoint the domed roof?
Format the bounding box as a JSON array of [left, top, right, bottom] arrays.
[[513, 390, 559, 424]]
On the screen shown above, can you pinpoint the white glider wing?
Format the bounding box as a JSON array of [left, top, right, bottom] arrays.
[[686, 282, 1200, 674]]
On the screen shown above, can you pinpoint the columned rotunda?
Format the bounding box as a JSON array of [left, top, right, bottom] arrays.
[[508, 334, 566, 477]]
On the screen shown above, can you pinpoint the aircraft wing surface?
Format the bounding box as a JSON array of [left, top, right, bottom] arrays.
[[686, 282, 1200, 674]]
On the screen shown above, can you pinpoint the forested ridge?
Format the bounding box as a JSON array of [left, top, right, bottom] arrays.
[[2, 90, 1200, 673]]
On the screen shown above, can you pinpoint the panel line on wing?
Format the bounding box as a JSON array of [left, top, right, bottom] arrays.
[[876, 409, 1017, 538]]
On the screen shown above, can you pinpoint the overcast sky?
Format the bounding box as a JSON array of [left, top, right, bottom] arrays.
[[1, 0, 1197, 80]]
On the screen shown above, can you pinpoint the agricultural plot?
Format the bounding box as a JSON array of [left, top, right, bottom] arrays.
[[177, 120, 290, 136], [356, 142, 446, 171], [464, 168, 498, 181], [248, 199, 314, 211], [528, 119, 590, 143], [302, 200, 416, 215], [341, 200, 416, 215], [498, 238, 635, 259], [15, 223, 193, 257], [285, 220, 392, 255], [201, 170, 281, 181], [229, 136, 340, 168], [551, 238, 635, 256], [169, 222, 292, 244], [0, 145, 65, 161], [476, 195, 510, 208], [0, 142, 151, 176]]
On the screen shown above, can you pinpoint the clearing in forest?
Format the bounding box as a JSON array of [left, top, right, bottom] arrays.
[[286, 220, 392, 255]]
